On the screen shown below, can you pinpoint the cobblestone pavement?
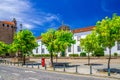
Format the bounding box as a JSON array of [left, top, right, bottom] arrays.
[[0, 64, 117, 80]]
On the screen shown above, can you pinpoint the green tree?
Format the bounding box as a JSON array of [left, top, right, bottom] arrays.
[[80, 31, 101, 65], [95, 15, 117, 76], [0, 42, 8, 56], [41, 29, 75, 66], [54, 30, 75, 61], [54, 30, 75, 54], [8, 42, 18, 56], [41, 29, 56, 66], [93, 47, 104, 57], [111, 14, 120, 41], [13, 29, 38, 64]]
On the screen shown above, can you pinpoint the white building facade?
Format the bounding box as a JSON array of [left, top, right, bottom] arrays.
[[33, 26, 120, 56]]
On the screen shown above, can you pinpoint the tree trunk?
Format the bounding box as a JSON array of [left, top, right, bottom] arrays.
[[56, 55, 58, 63], [50, 52, 53, 67], [88, 53, 90, 65], [108, 48, 111, 76], [23, 55, 26, 65]]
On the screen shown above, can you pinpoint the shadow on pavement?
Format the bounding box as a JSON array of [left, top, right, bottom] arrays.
[[97, 68, 120, 74], [53, 62, 80, 68], [84, 63, 103, 66]]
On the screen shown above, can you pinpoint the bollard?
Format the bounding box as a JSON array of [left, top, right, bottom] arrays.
[[90, 65, 92, 74], [38, 65, 39, 69], [11, 62, 12, 65], [5, 60, 6, 64], [76, 65, 78, 73], [32, 63, 33, 68], [53, 65, 55, 71], [3, 60, 5, 64], [21, 63, 23, 67], [18, 62, 19, 66], [108, 68, 111, 76], [2, 60, 4, 64], [26, 64, 28, 68], [45, 64, 46, 70], [63, 64, 65, 72]]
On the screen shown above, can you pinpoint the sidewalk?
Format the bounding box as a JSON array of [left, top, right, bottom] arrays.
[[1, 58, 120, 79]]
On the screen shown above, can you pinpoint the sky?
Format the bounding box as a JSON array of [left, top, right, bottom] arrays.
[[0, 0, 120, 37]]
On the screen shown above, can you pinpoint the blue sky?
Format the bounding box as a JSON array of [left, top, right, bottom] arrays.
[[0, 0, 120, 37]]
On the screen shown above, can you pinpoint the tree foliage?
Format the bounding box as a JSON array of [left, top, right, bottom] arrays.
[[0, 42, 8, 56], [13, 29, 38, 64], [54, 30, 76, 52], [80, 31, 102, 64], [14, 29, 38, 54], [95, 14, 120, 76], [93, 47, 104, 57], [41, 29, 75, 66]]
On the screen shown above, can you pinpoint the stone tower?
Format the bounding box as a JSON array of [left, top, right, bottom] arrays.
[[0, 18, 17, 44], [58, 21, 70, 31]]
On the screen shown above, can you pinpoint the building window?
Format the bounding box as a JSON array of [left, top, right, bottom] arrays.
[[7, 25, 9, 27], [77, 36, 81, 41], [42, 48, 44, 53], [117, 41, 120, 50], [41, 42, 44, 45], [11, 26, 13, 28], [68, 46, 71, 52], [36, 48, 38, 53], [2, 24, 4, 26], [77, 46, 81, 52]]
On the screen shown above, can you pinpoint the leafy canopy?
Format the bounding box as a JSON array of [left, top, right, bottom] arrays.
[[80, 31, 101, 53], [0, 42, 8, 55], [13, 29, 38, 55], [41, 29, 75, 53]]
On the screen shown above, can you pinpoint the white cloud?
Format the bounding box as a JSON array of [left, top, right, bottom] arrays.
[[23, 23, 33, 29], [0, 0, 60, 30]]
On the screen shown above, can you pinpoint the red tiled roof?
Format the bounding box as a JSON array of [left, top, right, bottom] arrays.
[[72, 26, 95, 33], [0, 21, 15, 25], [36, 36, 42, 40], [36, 26, 95, 39]]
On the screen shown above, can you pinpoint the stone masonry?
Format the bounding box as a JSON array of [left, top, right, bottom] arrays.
[[0, 18, 17, 44]]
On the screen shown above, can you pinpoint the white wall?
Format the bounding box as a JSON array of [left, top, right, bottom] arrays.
[[33, 30, 120, 56], [33, 39, 49, 55]]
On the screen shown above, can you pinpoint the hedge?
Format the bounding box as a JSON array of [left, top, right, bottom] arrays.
[[80, 52, 86, 57], [69, 54, 79, 57], [32, 53, 57, 57]]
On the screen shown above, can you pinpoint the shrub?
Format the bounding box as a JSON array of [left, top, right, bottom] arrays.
[[30, 54, 35, 57], [80, 52, 86, 57], [91, 53, 95, 57], [33, 54, 50, 57], [93, 48, 104, 57], [69, 54, 79, 57], [41, 54, 50, 57], [114, 52, 118, 57], [34, 54, 40, 57], [53, 53, 57, 57]]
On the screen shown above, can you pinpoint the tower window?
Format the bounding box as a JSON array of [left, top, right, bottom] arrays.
[[7, 25, 9, 27], [2, 24, 4, 26], [11, 26, 13, 28]]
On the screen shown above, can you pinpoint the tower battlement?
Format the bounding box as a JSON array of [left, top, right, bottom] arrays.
[[0, 18, 17, 44]]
